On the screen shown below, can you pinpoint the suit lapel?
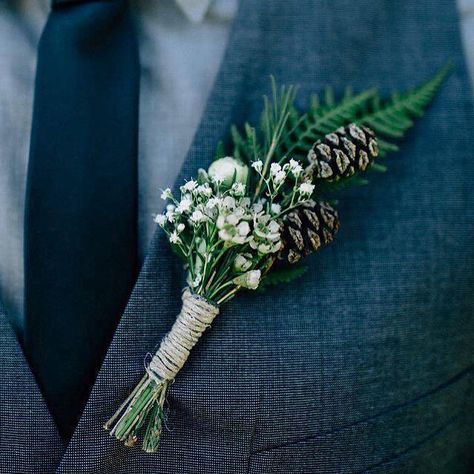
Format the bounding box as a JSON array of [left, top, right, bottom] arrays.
[[57, 0, 264, 471], [0, 302, 64, 472]]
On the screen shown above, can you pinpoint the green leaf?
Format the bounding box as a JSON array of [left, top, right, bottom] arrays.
[[230, 125, 245, 161], [214, 141, 226, 160], [226, 64, 451, 194], [258, 265, 308, 291], [314, 64, 451, 192], [279, 88, 378, 159], [357, 63, 451, 145], [280, 63, 450, 165]]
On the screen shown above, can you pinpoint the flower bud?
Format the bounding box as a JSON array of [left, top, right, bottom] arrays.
[[208, 156, 249, 188], [233, 269, 261, 290], [233, 253, 253, 272], [197, 168, 209, 183]]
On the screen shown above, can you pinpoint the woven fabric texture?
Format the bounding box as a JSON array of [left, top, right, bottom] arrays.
[[1, 0, 473, 472]]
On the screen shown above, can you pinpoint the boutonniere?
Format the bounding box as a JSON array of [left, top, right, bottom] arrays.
[[105, 65, 450, 452]]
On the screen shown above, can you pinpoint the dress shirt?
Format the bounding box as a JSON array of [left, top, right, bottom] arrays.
[[0, 0, 237, 334]]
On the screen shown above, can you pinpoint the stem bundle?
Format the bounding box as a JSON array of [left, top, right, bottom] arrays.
[[104, 289, 219, 452]]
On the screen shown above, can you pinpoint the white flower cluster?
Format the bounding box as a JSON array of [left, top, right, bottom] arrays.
[[154, 170, 282, 256], [251, 158, 315, 200], [153, 155, 319, 299], [154, 180, 215, 245], [216, 196, 252, 245], [249, 214, 281, 254]]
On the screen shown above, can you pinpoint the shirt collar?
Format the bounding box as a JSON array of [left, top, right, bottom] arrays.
[[175, 0, 213, 23]]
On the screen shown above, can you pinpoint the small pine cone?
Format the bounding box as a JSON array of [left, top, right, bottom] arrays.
[[278, 200, 340, 264], [306, 123, 378, 181]]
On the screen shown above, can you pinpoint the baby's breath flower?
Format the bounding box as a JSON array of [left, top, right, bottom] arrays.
[[251, 160, 263, 173], [181, 180, 198, 192], [252, 202, 264, 214], [197, 184, 212, 197], [176, 197, 192, 214], [249, 213, 281, 254], [217, 207, 251, 245], [233, 270, 261, 290], [206, 197, 220, 209], [237, 221, 250, 237], [240, 197, 251, 208], [176, 223, 185, 233], [247, 270, 261, 289], [190, 210, 205, 224], [267, 220, 280, 234], [169, 231, 181, 244], [216, 214, 225, 229], [234, 207, 246, 220], [154, 214, 167, 226], [222, 196, 236, 209], [273, 170, 286, 184], [270, 203, 281, 214], [226, 213, 239, 225], [160, 188, 172, 200], [288, 158, 303, 177], [166, 209, 175, 222], [270, 163, 282, 175], [231, 182, 246, 196], [233, 253, 253, 272], [299, 182, 315, 196]]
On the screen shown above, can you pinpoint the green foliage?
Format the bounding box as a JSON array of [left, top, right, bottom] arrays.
[[357, 63, 451, 156], [232, 76, 297, 166], [228, 64, 451, 193], [214, 141, 226, 160], [260, 78, 298, 160], [258, 264, 308, 291], [279, 87, 378, 160], [231, 123, 262, 164], [281, 64, 450, 163]]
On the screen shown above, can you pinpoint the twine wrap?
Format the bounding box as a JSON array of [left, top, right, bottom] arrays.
[[147, 288, 219, 382]]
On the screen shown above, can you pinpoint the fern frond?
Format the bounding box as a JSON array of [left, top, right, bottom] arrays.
[[317, 64, 450, 192], [357, 63, 451, 155], [279, 88, 378, 159], [227, 65, 450, 194], [278, 63, 450, 166]]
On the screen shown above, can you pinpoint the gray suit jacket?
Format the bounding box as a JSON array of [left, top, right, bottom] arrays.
[[1, 0, 473, 472]]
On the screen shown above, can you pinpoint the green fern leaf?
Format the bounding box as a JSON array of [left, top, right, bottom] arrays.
[[279, 88, 378, 159], [225, 65, 450, 195], [279, 64, 450, 167], [316, 64, 451, 192], [357, 63, 451, 149]]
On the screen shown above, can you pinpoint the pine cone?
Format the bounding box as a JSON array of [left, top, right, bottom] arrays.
[[278, 200, 340, 264], [306, 123, 378, 181]]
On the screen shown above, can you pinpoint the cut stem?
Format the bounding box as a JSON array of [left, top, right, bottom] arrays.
[[104, 289, 219, 452]]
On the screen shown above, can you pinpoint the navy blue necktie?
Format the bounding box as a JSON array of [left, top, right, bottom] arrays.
[[24, 0, 139, 438]]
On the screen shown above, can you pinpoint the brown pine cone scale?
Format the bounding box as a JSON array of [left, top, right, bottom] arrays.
[[306, 123, 378, 181], [279, 200, 340, 264]]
